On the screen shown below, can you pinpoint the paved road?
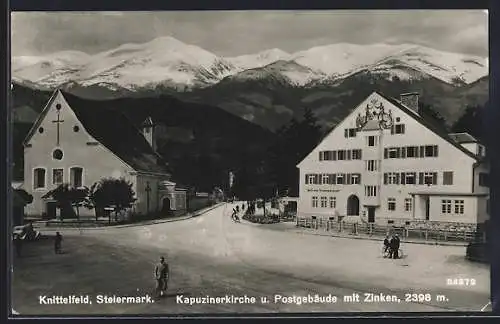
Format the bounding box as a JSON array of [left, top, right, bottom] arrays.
[[12, 203, 490, 315]]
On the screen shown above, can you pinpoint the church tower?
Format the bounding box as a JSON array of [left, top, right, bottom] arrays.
[[141, 116, 156, 151]]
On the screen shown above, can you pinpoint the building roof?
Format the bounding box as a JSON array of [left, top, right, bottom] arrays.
[[24, 90, 171, 175], [361, 119, 380, 131], [375, 91, 481, 162], [448, 132, 478, 144]]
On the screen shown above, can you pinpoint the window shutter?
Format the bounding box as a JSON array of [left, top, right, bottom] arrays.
[[357, 173, 362, 184], [319, 152, 323, 161], [434, 145, 438, 157], [344, 129, 348, 138], [433, 172, 438, 185], [402, 124, 406, 134], [401, 147, 406, 158], [347, 150, 352, 160], [358, 149, 362, 160], [332, 150, 337, 161], [384, 173, 388, 185], [328, 174, 334, 184], [395, 173, 400, 185], [346, 174, 352, 185], [391, 125, 395, 134], [400, 172, 406, 185], [305, 174, 308, 184], [314, 174, 319, 184], [384, 148, 388, 159], [419, 172, 424, 184], [419, 146, 425, 157], [332, 173, 337, 185], [396, 147, 401, 158]]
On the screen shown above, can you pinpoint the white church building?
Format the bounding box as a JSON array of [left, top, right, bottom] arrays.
[[22, 89, 187, 220], [297, 91, 489, 226]]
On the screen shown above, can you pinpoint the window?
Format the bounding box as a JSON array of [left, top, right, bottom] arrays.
[[406, 146, 416, 158], [365, 185, 378, 197], [352, 149, 362, 160], [337, 150, 346, 160], [320, 196, 328, 208], [322, 174, 329, 184], [306, 174, 315, 184], [312, 196, 318, 208], [454, 200, 465, 214], [52, 149, 64, 160], [386, 172, 399, 185], [345, 128, 357, 138], [70, 167, 83, 188], [351, 174, 361, 185], [368, 135, 377, 147], [329, 197, 336, 208], [479, 173, 489, 187], [73, 125, 80, 132], [52, 168, 64, 185], [405, 172, 416, 184], [388, 198, 396, 211], [366, 160, 378, 171], [421, 172, 437, 185], [424, 145, 438, 157], [443, 171, 454, 185], [405, 198, 412, 212], [336, 174, 345, 184], [392, 124, 405, 134], [388, 148, 398, 158], [441, 199, 452, 213], [33, 168, 46, 189]]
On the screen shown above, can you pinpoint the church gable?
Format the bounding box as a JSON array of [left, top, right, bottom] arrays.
[[23, 90, 95, 149]]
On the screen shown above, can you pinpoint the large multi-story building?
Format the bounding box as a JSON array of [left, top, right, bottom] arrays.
[[296, 91, 489, 226]]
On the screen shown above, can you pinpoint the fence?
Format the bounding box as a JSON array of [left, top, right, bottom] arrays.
[[296, 218, 484, 243]]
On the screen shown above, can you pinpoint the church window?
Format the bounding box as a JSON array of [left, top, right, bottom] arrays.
[[33, 168, 46, 189], [53, 149, 64, 160], [52, 169, 64, 185], [38, 127, 44, 133], [73, 125, 80, 132], [70, 167, 83, 188]]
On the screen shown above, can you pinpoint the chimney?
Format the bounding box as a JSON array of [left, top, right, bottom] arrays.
[[141, 116, 156, 151], [400, 92, 419, 113]]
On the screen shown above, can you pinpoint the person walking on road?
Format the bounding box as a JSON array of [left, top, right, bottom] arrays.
[[54, 232, 63, 254], [154, 256, 169, 298]]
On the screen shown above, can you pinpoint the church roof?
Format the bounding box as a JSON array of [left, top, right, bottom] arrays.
[[448, 132, 478, 144], [25, 90, 171, 175]]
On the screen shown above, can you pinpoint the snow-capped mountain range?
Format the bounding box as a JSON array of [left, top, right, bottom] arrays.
[[12, 36, 488, 91]]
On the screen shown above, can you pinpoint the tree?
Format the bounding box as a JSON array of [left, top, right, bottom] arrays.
[[451, 104, 485, 142], [418, 101, 447, 129], [42, 184, 89, 220], [86, 178, 136, 222]]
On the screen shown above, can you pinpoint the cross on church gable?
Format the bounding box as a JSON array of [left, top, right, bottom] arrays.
[[51, 103, 64, 146]]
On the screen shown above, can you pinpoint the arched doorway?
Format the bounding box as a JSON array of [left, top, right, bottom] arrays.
[[161, 197, 172, 214], [347, 195, 360, 216]]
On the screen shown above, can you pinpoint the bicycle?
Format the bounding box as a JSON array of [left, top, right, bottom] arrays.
[[381, 246, 404, 259]]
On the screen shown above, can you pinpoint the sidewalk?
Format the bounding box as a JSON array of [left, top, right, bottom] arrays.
[[34, 203, 225, 232], [253, 221, 469, 247]]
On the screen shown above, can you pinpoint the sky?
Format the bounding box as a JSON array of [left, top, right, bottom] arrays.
[[11, 10, 488, 58]]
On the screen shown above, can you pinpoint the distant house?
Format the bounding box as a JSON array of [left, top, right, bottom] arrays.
[[297, 91, 489, 226], [22, 89, 187, 219]]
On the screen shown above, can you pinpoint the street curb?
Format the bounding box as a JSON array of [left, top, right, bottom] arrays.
[[290, 228, 468, 247], [38, 203, 226, 231]]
